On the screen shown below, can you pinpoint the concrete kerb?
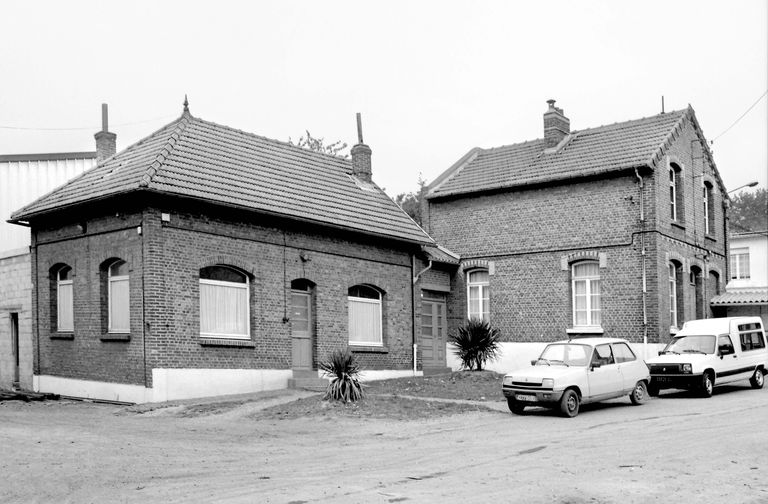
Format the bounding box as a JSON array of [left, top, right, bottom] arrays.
[[123, 388, 320, 415]]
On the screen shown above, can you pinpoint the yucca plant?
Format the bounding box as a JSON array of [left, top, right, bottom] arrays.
[[449, 318, 501, 371], [318, 348, 364, 403]]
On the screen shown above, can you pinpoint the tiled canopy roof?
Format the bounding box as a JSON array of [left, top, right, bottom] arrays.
[[428, 108, 699, 199], [710, 290, 768, 306], [422, 244, 460, 265], [11, 112, 432, 245]]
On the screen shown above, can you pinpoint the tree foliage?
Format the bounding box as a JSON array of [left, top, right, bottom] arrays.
[[289, 130, 348, 158], [730, 188, 767, 232], [394, 174, 426, 225], [448, 318, 502, 372]]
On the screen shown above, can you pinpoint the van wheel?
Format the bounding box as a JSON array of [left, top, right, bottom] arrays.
[[750, 369, 765, 389], [507, 398, 526, 415], [630, 381, 648, 405], [700, 372, 714, 398], [560, 389, 580, 418]]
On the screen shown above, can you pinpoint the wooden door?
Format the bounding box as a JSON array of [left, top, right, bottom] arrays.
[[290, 291, 313, 370], [421, 299, 447, 367], [10, 313, 19, 385]]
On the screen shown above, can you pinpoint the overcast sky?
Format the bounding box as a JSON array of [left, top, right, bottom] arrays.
[[1, 0, 766, 197]]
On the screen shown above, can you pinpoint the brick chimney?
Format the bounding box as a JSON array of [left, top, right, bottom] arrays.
[[351, 112, 372, 182], [543, 99, 570, 149], [94, 103, 117, 163]]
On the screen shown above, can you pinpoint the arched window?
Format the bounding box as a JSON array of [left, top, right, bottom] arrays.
[[199, 266, 250, 339], [669, 261, 684, 329], [466, 269, 490, 322], [56, 265, 74, 332], [572, 261, 601, 327], [107, 260, 130, 333], [348, 284, 383, 346], [669, 163, 684, 222]]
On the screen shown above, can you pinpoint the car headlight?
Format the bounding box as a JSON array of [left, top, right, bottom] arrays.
[[682, 364, 692, 374], [542, 378, 554, 389], [503, 376, 515, 386]]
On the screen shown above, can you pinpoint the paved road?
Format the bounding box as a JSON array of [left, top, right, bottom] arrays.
[[1, 384, 767, 503]]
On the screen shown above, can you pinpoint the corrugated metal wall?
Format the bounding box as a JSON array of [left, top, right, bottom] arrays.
[[1, 157, 96, 253]]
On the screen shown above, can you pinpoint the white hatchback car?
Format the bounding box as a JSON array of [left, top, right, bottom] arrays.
[[502, 337, 651, 417]]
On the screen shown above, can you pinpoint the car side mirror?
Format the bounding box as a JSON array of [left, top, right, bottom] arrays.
[[658, 351, 663, 356], [530, 359, 537, 366], [719, 345, 733, 356], [590, 362, 601, 370]]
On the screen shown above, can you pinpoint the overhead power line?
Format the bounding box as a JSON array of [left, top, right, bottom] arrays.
[[0, 114, 177, 132], [711, 89, 768, 144]]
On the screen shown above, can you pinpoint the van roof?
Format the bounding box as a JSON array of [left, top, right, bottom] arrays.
[[678, 317, 762, 336]]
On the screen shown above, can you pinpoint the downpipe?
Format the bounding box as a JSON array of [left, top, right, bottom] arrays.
[[635, 168, 648, 359]]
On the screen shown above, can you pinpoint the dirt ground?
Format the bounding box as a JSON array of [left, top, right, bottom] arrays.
[[1, 379, 767, 503]]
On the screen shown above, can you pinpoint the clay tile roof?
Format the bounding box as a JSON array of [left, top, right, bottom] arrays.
[[422, 244, 461, 264], [11, 112, 432, 245], [428, 108, 690, 199], [710, 290, 768, 306]]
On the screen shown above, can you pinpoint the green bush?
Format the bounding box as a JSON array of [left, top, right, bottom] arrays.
[[319, 348, 364, 403], [449, 318, 501, 371]]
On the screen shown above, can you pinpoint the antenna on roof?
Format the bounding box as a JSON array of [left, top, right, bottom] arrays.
[[183, 94, 189, 113], [661, 96, 665, 114], [356, 112, 363, 144]]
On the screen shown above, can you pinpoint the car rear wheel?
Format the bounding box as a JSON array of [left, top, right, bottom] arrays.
[[750, 369, 765, 389], [507, 398, 526, 415], [700, 372, 714, 398], [630, 381, 648, 405], [559, 389, 579, 418]]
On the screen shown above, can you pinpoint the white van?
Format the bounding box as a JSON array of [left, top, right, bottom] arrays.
[[647, 317, 768, 397]]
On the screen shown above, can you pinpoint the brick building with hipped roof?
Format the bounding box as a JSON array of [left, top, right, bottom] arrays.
[[10, 101, 438, 403], [422, 100, 730, 371]]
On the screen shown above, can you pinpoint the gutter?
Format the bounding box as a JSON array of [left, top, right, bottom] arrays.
[[635, 168, 648, 358]]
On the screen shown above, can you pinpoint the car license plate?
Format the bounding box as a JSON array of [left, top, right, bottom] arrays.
[[516, 394, 537, 402]]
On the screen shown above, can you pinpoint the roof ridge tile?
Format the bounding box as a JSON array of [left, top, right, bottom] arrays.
[[138, 116, 191, 188]]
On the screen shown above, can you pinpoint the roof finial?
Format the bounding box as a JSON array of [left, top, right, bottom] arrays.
[[356, 112, 364, 144], [183, 94, 189, 113]]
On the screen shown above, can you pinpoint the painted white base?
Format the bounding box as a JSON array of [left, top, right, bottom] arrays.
[[34, 368, 295, 404], [446, 341, 666, 374], [358, 369, 423, 382], [33, 367, 424, 404]]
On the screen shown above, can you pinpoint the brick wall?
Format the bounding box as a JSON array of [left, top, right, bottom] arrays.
[[31, 202, 419, 387], [0, 251, 33, 389]]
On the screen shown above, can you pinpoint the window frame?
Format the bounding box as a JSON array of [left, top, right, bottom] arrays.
[[571, 260, 601, 328], [107, 260, 130, 334], [56, 265, 74, 332], [703, 182, 715, 235], [199, 266, 251, 340], [730, 248, 751, 280], [669, 162, 684, 223], [348, 285, 383, 347], [466, 269, 490, 322], [669, 262, 679, 329]]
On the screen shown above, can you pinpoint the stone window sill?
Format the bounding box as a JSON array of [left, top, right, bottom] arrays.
[[671, 222, 686, 230], [101, 334, 131, 342], [705, 235, 717, 243], [566, 327, 604, 335], [50, 333, 74, 340], [350, 345, 389, 353], [199, 338, 256, 348]]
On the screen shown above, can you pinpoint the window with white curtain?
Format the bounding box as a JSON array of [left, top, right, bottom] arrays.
[[348, 285, 382, 346], [199, 266, 250, 339], [108, 260, 130, 333], [730, 249, 751, 280], [669, 262, 680, 328], [467, 270, 490, 322], [56, 265, 74, 332], [572, 261, 601, 327]]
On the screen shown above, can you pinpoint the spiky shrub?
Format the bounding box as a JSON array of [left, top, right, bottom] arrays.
[[449, 318, 501, 371], [319, 348, 364, 403]]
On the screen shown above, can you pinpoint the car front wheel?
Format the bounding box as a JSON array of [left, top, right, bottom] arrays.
[[700, 372, 714, 398], [630, 381, 648, 405], [559, 389, 580, 418], [750, 369, 765, 389], [507, 398, 526, 415]]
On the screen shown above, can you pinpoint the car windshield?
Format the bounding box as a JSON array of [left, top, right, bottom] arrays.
[[537, 343, 591, 367], [662, 335, 716, 354]]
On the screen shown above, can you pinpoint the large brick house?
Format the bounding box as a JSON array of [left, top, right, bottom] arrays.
[[10, 102, 433, 403], [422, 100, 729, 369]]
